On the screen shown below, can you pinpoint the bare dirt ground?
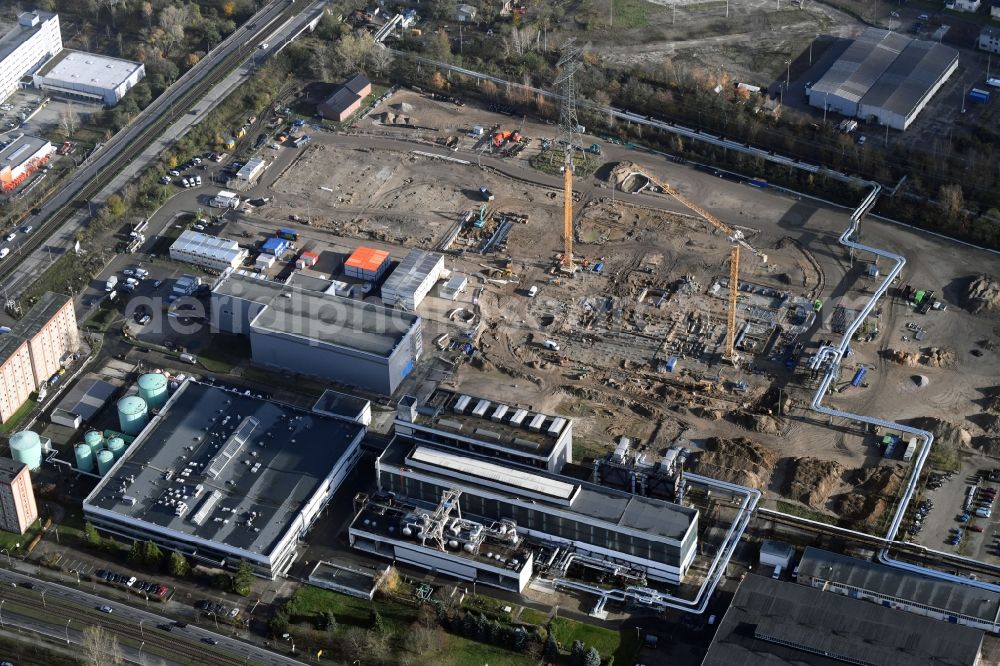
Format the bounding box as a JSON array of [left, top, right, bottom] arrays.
[[240, 87, 1000, 532]]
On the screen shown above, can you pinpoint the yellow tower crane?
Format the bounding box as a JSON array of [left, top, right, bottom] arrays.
[[562, 150, 575, 272], [633, 169, 766, 363]]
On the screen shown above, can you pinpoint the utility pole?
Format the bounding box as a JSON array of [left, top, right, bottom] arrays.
[[554, 40, 582, 274]]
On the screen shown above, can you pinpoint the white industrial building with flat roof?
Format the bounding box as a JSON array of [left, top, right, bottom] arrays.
[[83, 381, 366, 578], [0, 134, 54, 193], [0, 11, 61, 104], [808, 28, 958, 130], [32, 49, 144, 106], [169, 230, 247, 271], [380, 249, 444, 310]]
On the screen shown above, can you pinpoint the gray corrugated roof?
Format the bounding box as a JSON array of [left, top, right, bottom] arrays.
[[858, 38, 958, 117], [703, 574, 984, 666], [810, 28, 910, 104], [797, 547, 1000, 624]]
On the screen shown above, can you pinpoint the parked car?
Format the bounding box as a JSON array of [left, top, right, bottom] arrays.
[[99, 605, 113, 613]]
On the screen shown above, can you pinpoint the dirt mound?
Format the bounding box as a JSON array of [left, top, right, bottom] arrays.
[[835, 493, 889, 527], [902, 417, 972, 449], [377, 111, 415, 125], [886, 347, 954, 367], [965, 275, 1000, 313], [855, 464, 905, 497], [731, 411, 783, 434], [785, 458, 845, 508], [686, 437, 778, 491]]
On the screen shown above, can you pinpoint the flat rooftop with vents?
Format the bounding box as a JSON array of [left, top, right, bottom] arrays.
[[82, 381, 366, 577], [703, 574, 984, 665], [395, 388, 573, 472]]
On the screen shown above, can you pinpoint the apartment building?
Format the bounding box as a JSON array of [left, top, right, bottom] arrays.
[[0, 459, 38, 535], [0, 292, 79, 422], [0, 11, 62, 103]]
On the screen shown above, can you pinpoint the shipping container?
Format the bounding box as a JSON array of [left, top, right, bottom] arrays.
[[749, 177, 769, 188], [276, 228, 299, 241], [666, 356, 678, 372], [968, 88, 991, 103], [903, 437, 918, 462], [851, 367, 867, 387]]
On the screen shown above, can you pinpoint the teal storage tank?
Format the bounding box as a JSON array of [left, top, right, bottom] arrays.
[[9, 431, 42, 471], [117, 396, 148, 436], [96, 450, 115, 476], [107, 437, 125, 460], [137, 373, 168, 409], [84, 430, 104, 456], [74, 443, 95, 473]]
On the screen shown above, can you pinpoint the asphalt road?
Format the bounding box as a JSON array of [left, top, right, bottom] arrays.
[[0, 567, 309, 665], [0, 0, 304, 301]]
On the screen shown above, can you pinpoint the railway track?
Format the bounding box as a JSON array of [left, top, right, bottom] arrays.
[[0, 0, 308, 298], [0, 591, 258, 666]]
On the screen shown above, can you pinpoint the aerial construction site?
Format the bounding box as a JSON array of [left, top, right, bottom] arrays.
[[206, 68, 1000, 585]]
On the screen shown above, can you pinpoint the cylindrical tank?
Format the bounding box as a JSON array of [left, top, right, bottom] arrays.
[[107, 437, 126, 460], [74, 443, 95, 473], [84, 430, 104, 456], [137, 373, 169, 409], [96, 450, 115, 476], [117, 396, 148, 436], [9, 431, 42, 471]]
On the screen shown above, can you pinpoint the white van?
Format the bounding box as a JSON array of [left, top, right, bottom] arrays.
[[543, 340, 560, 351], [527, 285, 539, 298], [772, 565, 782, 579]]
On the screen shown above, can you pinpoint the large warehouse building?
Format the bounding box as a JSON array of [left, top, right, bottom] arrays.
[[0, 135, 54, 194], [211, 272, 423, 394], [807, 27, 958, 130], [83, 381, 367, 578], [0, 11, 62, 104], [380, 249, 444, 310], [703, 574, 984, 665], [797, 547, 1000, 634], [352, 435, 699, 590], [32, 49, 145, 106]]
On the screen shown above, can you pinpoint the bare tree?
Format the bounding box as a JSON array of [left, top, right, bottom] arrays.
[[82, 625, 123, 666], [58, 104, 81, 139], [368, 45, 393, 78], [336, 32, 375, 72], [158, 5, 188, 50]]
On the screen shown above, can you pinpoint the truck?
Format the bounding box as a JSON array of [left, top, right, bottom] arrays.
[[479, 186, 494, 201], [276, 227, 299, 242], [987, 78, 1000, 89], [105, 275, 118, 292]]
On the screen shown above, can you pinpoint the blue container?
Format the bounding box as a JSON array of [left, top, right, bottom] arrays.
[[666, 356, 678, 372], [851, 367, 867, 387]]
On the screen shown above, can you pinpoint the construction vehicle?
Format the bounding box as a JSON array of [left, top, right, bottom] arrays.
[[588, 143, 602, 155], [492, 130, 513, 148]]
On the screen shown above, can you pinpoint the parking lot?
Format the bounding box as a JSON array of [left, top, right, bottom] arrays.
[[911, 453, 1000, 566]]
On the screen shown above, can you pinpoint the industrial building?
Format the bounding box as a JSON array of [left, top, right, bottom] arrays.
[[394, 389, 573, 473], [0, 458, 38, 535], [317, 73, 371, 121], [591, 436, 686, 503], [380, 249, 444, 310], [702, 574, 984, 666], [352, 435, 699, 590], [0, 292, 79, 423], [235, 157, 265, 184], [797, 547, 1000, 633], [979, 27, 1000, 55], [0, 11, 61, 104], [169, 230, 248, 271], [211, 272, 423, 394], [210, 190, 240, 208], [32, 49, 144, 106], [0, 134, 54, 193], [49, 377, 117, 429], [83, 380, 366, 578], [807, 28, 958, 130]]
